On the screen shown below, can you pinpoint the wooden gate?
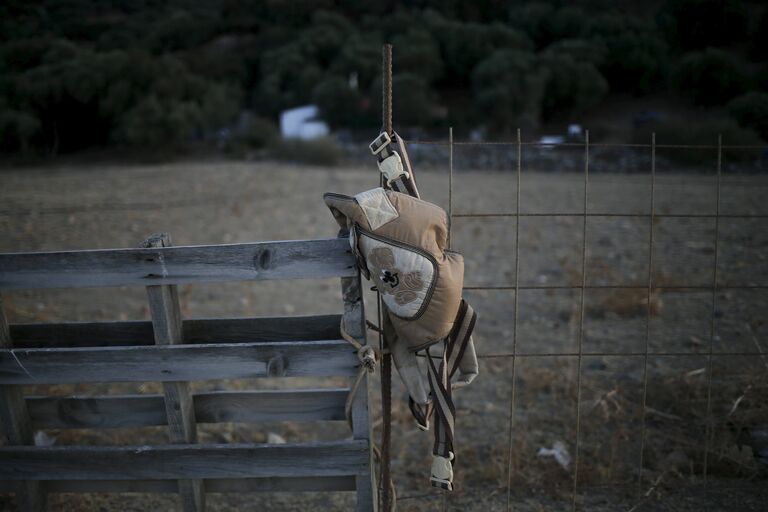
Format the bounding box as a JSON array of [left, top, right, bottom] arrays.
[[0, 234, 376, 511]]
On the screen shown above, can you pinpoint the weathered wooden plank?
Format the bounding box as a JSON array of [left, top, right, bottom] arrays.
[[0, 238, 355, 290], [341, 274, 377, 512], [28, 393, 166, 428], [0, 441, 369, 480], [0, 295, 45, 512], [11, 320, 155, 348], [0, 384, 33, 443], [183, 315, 341, 344], [0, 340, 357, 384], [27, 389, 349, 429], [0, 296, 33, 444], [144, 235, 197, 441], [10, 315, 342, 348], [143, 234, 204, 512], [0, 475, 356, 494]]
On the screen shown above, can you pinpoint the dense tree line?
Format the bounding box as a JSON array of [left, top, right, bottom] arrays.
[[0, 0, 766, 155]]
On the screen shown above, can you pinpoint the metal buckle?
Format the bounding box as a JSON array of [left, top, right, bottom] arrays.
[[369, 131, 391, 155], [377, 153, 408, 184], [430, 452, 455, 490]]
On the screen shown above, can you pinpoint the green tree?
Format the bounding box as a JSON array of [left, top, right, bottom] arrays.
[[300, 10, 354, 67], [539, 52, 608, 120], [427, 13, 533, 83], [146, 11, 219, 53], [257, 42, 323, 116], [0, 107, 40, 153], [600, 32, 669, 94], [392, 28, 443, 84], [472, 49, 546, 133], [749, 8, 768, 61], [369, 73, 435, 127], [657, 0, 748, 50], [672, 48, 747, 105], [312, 75, 361, 128], [330, 34, 382, 91], [510, 4, 589, 49], [2, 39, 240, 152], [392, 74, 435, 127], [543, 39, 607, 67], [585, 14, 669, 95], [728, 92, 768, 140]]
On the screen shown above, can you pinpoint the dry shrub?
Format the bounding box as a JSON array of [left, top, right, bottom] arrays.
[[592, 288, 663, 318], [640, 365, 766, 479], [560, 255, 665, 319]]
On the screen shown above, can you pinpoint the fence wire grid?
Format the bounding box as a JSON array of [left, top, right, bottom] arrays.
[[393, 129, 768, 511]]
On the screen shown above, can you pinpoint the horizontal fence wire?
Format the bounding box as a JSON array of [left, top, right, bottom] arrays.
[[408, 139, 767, 150], [464, 285, 768, 290], [430, 129, 765, 512], [398, 481, 764, 502], [453, 213, 768, 218], [475, 351, 767, 359]]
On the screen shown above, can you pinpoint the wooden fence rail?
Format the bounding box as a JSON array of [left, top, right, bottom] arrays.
[[0, 441, 370, 480], [0, 476, 357, 494], [0, 238, 354, 290], [0, 340, 357, 384], [26, 389, 349, 429], [10, 314, 343, 347], [0, 236, 376, 512]]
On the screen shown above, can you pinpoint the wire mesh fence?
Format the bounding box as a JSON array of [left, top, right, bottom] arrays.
[[395, 129, 768, 511], [0, 129, 765, 511]]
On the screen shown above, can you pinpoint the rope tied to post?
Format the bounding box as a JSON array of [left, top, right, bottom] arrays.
[[340, 317, 378, 372], [340, 316, 397, 511], [339, 317, 388, 428]]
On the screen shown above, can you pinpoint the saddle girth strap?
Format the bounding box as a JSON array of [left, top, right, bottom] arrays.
[[410, 300, 477, 490]]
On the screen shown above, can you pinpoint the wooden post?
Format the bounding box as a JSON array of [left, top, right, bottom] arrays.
[[0, 294, 45, 511], [341, 274, 377, 512], [142, 234, 204, 512]]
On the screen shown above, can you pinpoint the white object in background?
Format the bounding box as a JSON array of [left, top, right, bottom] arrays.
[[568, 124, 582, 137], [469, 128, 485, 142], [280, 105, 330, 140], [34, 431, 56, 447], [537, 441, 571, 469], [298, 121, 330, 140], [539, 135, 565, 150]]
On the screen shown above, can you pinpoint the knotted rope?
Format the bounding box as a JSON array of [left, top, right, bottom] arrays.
[[340, 317, 396, 511], [340, 318, 377, 429]]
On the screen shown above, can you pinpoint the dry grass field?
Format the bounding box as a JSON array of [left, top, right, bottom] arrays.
[[1, 155, 766, 511]]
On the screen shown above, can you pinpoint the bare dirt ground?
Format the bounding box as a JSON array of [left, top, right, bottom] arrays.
[[0, 156, 766, 511]]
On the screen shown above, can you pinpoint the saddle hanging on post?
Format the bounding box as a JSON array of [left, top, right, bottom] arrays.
[[324, 132, 478, 491]]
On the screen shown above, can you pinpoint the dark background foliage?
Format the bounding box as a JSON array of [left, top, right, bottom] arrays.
[[0, 0, 766, 156]]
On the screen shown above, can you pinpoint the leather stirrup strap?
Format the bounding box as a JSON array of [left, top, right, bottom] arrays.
[[446, 301, 477, 381], [389, 132, 420, 198], [427, 343, 454, 452], [416, 300, 477, 490], [407, 300, 477, 429]]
